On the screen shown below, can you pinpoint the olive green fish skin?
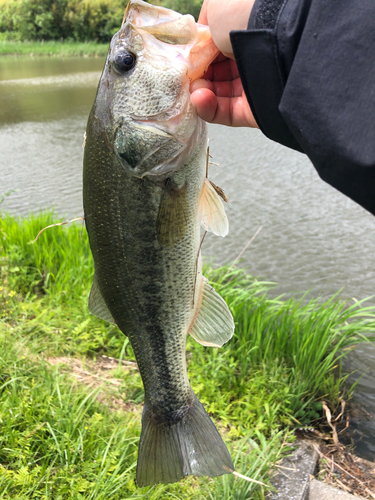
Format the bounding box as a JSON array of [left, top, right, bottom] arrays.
[[83, 105, 207, 423], [83, 3, 234, 484]]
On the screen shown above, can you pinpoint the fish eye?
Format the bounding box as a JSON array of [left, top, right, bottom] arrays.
[[113, 50, 136, 72]]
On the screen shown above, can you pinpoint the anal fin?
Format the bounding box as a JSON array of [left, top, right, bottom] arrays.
[[88, 273, 116, 324], [188, 276, 234, 347]]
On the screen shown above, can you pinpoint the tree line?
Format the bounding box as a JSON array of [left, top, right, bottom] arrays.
[[0, 0, 203, 43]]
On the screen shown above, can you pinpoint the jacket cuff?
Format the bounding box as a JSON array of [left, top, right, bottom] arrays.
[[230, 0, 310, 153]]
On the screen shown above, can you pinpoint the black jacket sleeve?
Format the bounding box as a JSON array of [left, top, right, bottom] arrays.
[[230, 0, 375, 216]]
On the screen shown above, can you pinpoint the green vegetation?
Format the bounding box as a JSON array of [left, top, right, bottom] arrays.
[[0, 0, 125, 43], [0, 40, 109, 56], [1, 210, 375, 498], [0, 0, 203, 49], [152, 0, 203, 20]]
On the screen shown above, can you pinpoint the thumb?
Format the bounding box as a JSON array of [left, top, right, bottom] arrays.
[[198, 0, 209, 24]]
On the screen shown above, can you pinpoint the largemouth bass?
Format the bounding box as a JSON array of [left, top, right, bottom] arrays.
[[83, 0, 235, 487]]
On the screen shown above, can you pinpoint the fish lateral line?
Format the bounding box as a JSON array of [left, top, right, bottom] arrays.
[[192, 228, 207, 308]]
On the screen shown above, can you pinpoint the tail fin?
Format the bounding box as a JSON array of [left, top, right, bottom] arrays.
[[136, 395, 234, 487]]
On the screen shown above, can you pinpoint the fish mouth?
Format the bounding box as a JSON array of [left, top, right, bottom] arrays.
[[123, 0, 219, 81]]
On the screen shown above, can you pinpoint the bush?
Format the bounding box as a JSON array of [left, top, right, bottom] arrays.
[[0, 0, 204, 42], [0, 0, 130, 42]]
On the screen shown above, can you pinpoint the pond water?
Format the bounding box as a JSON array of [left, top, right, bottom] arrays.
[[1, 56, 374, 459]]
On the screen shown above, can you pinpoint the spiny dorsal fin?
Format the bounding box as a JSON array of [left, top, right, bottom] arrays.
[[156, 179, 189, 247], [188, 276, 234, 347], [199, 178, 229, 237], [88, 273, 115, 324]]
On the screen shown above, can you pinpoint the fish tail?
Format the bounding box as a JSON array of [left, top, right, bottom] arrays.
[[136, 395, 234, 487]]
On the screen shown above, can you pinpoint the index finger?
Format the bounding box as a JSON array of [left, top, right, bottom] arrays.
[[211, 58, 240, 82]]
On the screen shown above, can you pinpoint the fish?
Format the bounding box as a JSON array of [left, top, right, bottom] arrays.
[[83, 0, 235, 487]]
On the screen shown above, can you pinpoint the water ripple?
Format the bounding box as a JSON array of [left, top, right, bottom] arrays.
[[0, 71, 101, 88]]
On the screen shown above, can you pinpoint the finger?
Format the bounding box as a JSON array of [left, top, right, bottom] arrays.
[[190, 79, 215, 94], [211, 58, 240, 82], [190, 76, 243, 98], [191, 88, 257, 128], [212, 78, 244, 98], [198, 0, 209, 24], [190, 87, 218, 123], [211, 52, 229, 64], [195, 55, 231, 82], [214, 94, 257, 127]]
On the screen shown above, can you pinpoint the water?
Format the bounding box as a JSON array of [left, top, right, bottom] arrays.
[[0, 57, 103, 216], [1, 56, 374, 459]]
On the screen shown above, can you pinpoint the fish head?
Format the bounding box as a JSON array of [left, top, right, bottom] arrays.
[[90, 0, 218, 178]]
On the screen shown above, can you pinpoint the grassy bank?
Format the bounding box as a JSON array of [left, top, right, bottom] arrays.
[[1, 211, 375, 499], [0, 40, 109, 57]]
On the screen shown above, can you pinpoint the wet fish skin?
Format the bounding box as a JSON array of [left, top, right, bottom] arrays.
[[83, 0, 234, 486]]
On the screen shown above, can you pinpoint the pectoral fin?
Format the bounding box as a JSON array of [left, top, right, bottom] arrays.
[[188, 277, 234, 347], [199, 178, 229, 237], [88, 274, 116, 324], [157, 179, 189, 247]]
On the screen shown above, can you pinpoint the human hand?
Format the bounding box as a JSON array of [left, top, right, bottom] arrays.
[[198, 0, 255, 59], [190, 0, 258, 128]]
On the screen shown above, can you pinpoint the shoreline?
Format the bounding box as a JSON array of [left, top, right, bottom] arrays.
[[0, 40, 109, 57]]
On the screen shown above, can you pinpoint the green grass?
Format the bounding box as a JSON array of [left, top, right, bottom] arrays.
[[0, 40, 109, 57], [0, 335, 283, 499], [1, 210, 375, 499]]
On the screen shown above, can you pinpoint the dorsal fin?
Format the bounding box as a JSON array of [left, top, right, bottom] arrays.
[[88, 273, 116, 324], [188, 276, 234, 347], [199, 178, 229, 237]]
